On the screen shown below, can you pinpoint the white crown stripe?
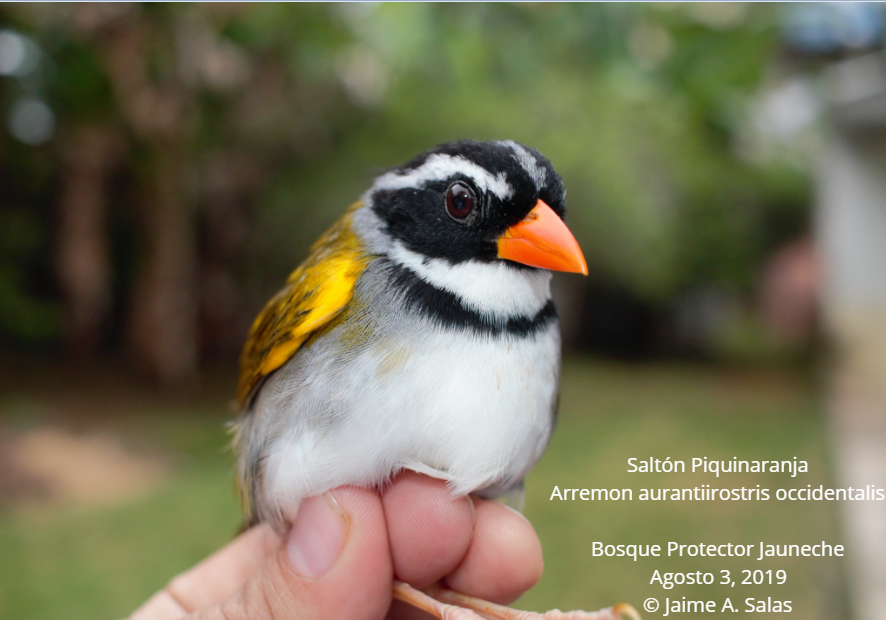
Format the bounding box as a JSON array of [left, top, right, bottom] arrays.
[[498, 140, 547, 189], [372, 153, 514, 200]]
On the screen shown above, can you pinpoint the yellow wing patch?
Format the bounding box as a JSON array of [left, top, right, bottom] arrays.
[[237, 207, 370, 407]]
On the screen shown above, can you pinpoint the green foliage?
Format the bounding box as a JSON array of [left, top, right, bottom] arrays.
[[0, 116, 59, 343], [0, 208, 59, 342], [49, 43, 114, 122], [234, 3, 810, 299], [0, 3, 812, 346]]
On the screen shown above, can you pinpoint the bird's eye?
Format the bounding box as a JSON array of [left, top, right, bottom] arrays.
[[445, 183, 476, 220]]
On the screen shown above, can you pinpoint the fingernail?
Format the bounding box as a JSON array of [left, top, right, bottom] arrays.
[[466, 494, 477, 524], [287, 491, 350, 577]]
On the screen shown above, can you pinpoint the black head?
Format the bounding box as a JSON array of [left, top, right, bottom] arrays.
[[368, 140, 566, 264]]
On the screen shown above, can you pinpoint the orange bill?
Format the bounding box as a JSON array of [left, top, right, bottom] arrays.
[[497, 199, 588, 274]]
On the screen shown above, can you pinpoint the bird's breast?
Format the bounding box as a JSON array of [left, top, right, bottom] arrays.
[[254, 263, 561, 522], [373, 322, 560, 490]]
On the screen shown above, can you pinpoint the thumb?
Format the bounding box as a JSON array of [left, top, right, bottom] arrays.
[[197, 487, 393, 620]]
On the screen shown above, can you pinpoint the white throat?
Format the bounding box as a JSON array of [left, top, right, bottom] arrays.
[[388, 242, 552, 321]]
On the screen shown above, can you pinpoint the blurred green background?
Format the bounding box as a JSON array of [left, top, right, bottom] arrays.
[[0, 3, 854, 619]]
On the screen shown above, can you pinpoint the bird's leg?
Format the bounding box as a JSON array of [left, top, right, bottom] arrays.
[[393, 581, 641, 620], [393, 581, 485, 619]]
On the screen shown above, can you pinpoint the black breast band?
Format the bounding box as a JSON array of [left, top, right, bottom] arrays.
[[384, 260, 557, 337]]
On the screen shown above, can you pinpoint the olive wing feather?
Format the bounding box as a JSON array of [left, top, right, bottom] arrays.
[[237, 208, 369, 408]]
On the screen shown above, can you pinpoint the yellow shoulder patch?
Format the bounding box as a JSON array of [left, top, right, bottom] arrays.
[[237, 206, 370, 407]]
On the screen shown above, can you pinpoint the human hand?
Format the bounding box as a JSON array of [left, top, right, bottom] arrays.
[[129, 471, 543, 620]]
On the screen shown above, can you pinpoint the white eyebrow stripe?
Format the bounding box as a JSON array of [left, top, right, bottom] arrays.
[[372, 153, 513, 199], [499, 140, 546, 189]]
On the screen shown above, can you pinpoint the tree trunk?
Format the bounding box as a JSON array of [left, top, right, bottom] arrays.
[[55, 125, 119, 355], [94, 10, 199, 383], [126, 144, 198, 383]]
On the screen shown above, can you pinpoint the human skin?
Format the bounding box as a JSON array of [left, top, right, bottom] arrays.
[[129, 471, 544, 620]]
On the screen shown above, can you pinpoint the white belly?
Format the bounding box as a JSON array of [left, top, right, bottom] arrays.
[[259, 323, 560, 521]]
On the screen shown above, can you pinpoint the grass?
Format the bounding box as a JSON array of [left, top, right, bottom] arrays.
[[519, 360, 844, 619], [0, 360, 843, 619], [0, 406, 242, 620]]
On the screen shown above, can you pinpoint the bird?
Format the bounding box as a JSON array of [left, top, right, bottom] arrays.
[[232, 140, 638, 620]]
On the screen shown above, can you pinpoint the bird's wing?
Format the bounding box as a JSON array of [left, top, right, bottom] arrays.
[[237, 206, 370, 407]]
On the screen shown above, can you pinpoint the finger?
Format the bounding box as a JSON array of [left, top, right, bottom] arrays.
[[444, 499, 543, 605], [195, 486, 393, 620], [129, 524, 281, 619], [382, 471, 475, 588], [171, 524, 280, 611], [128, 590, 187, 620]]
